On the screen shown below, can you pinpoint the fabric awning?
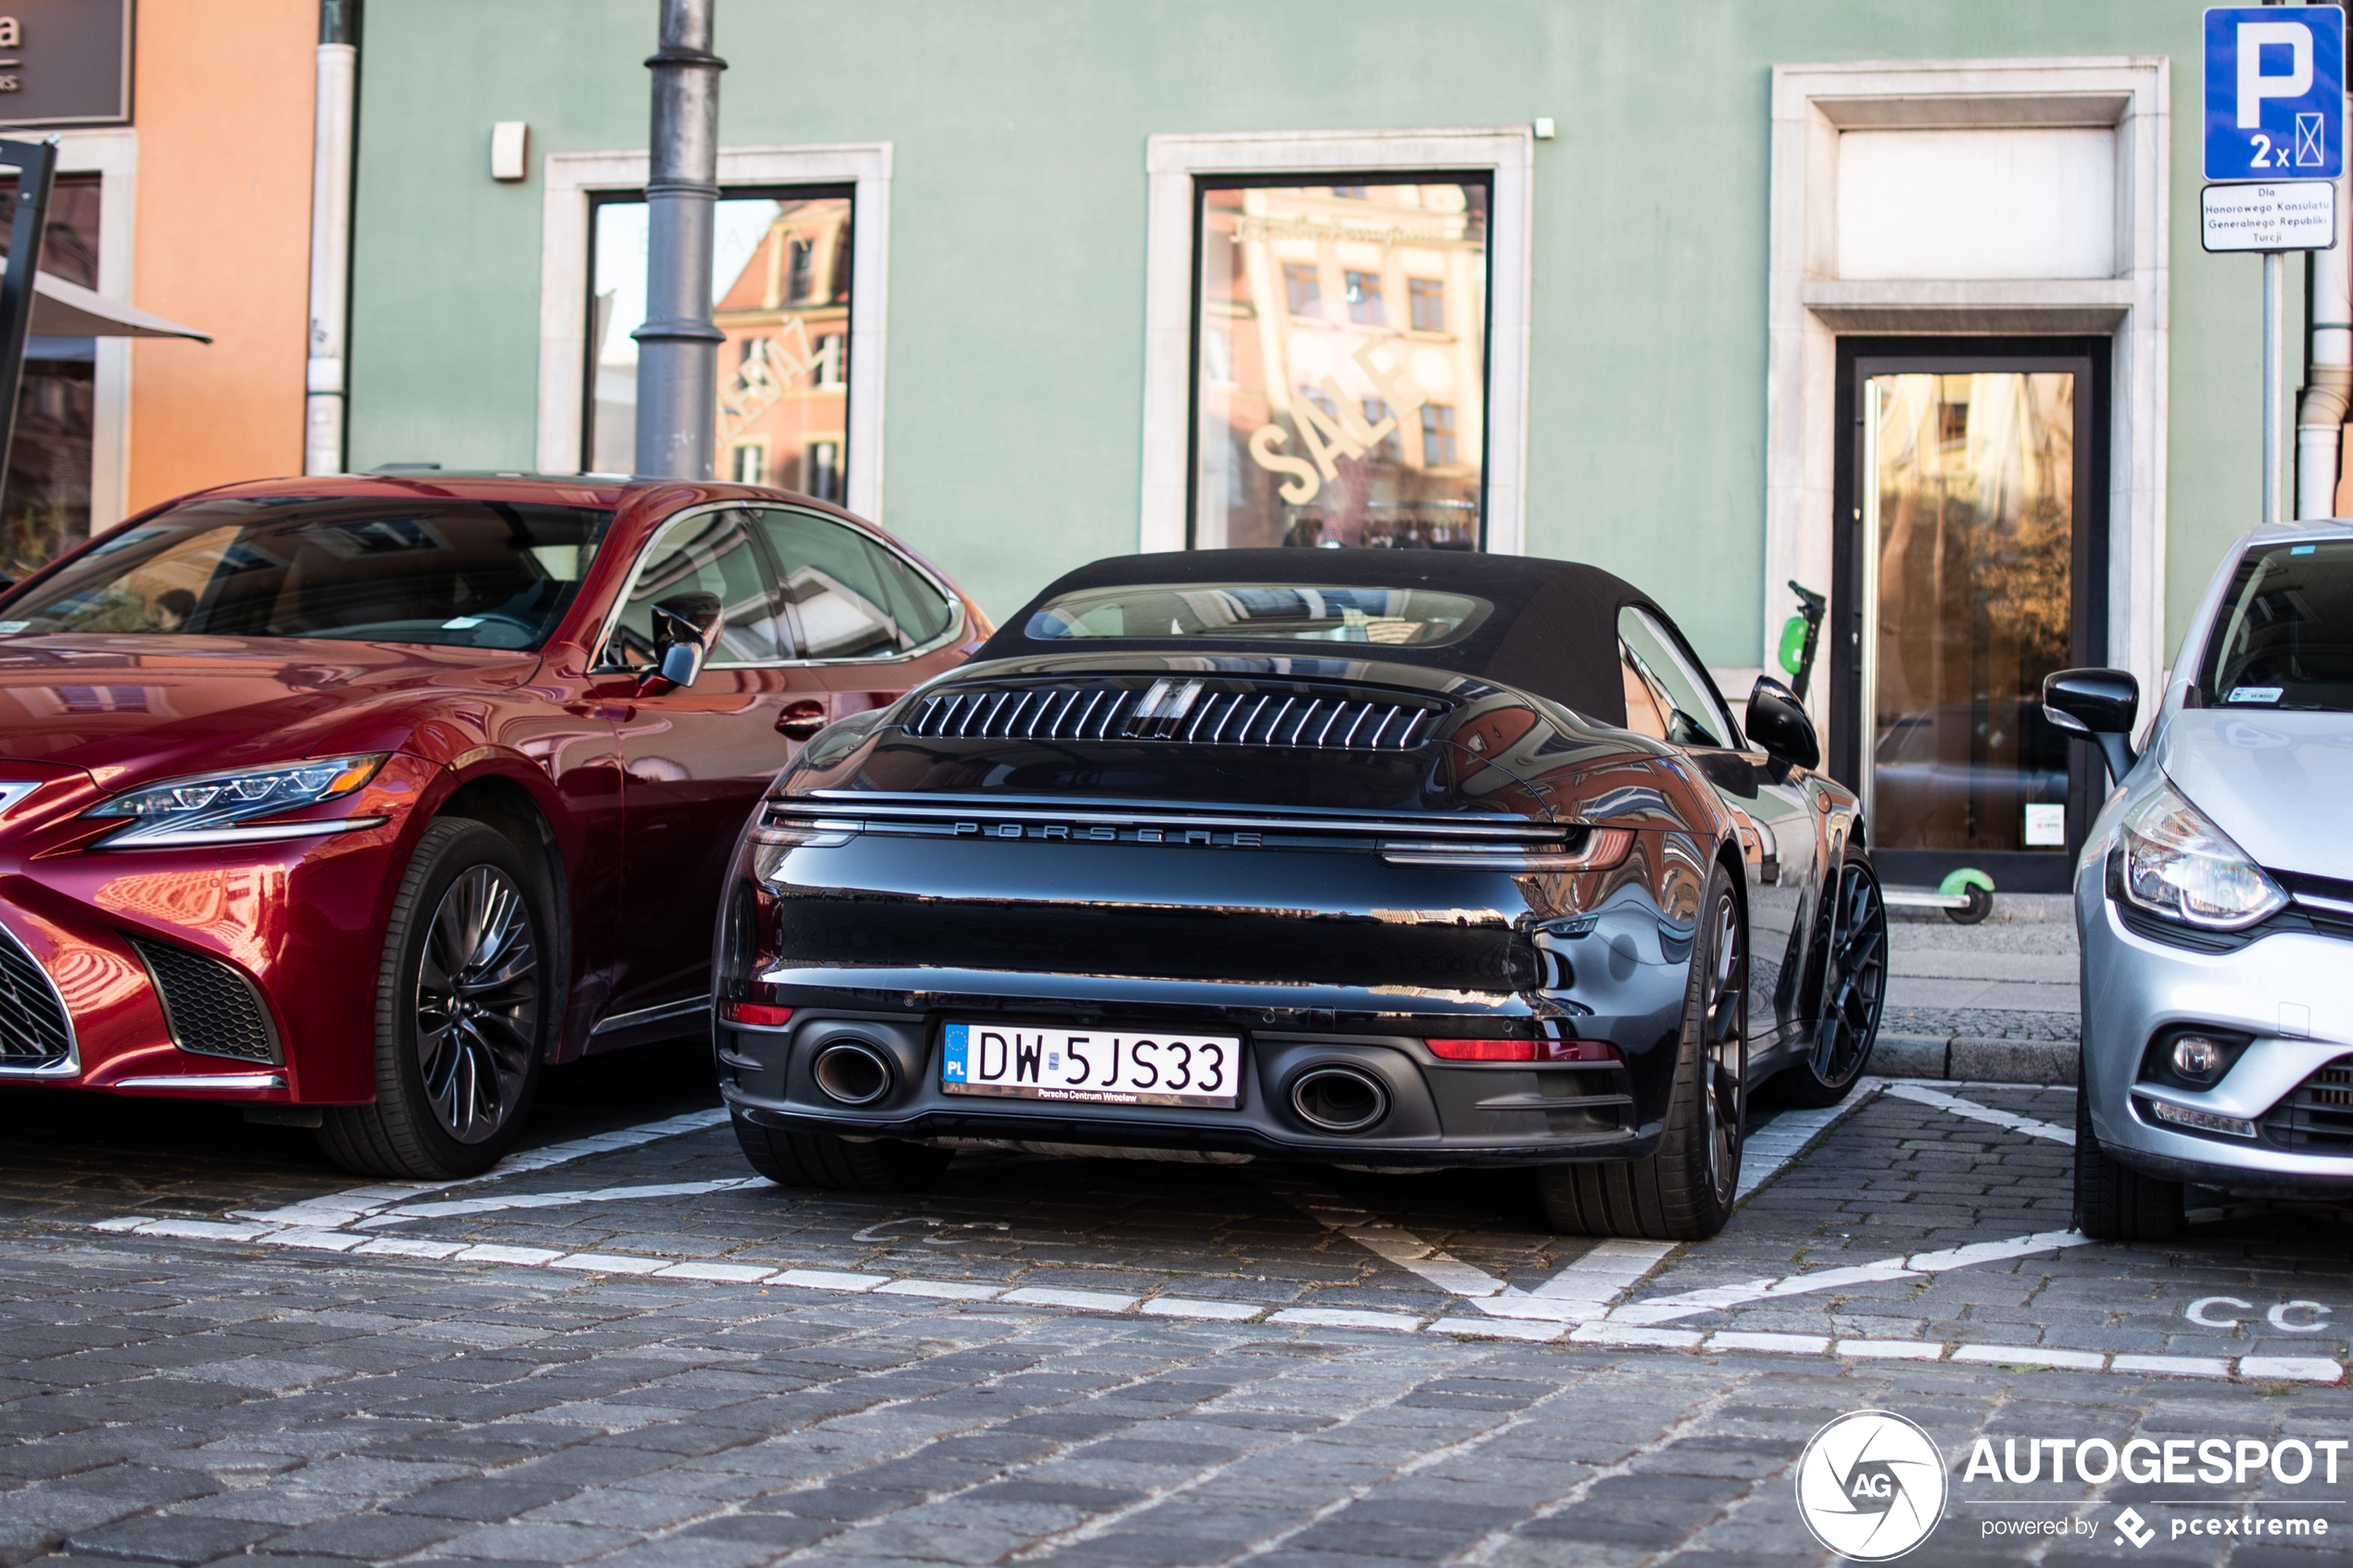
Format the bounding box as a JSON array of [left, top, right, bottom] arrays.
[[6, 267, 214, 342]]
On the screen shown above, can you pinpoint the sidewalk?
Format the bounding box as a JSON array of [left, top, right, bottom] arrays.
[[1873, 893, 2080, 1085]]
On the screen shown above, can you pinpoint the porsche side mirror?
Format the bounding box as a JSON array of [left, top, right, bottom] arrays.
[[1745, 676, 1819, 771], [637, 592, 723, 696], [2042, 667, 2139, 783]]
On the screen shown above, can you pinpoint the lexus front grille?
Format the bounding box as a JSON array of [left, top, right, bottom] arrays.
[[0, 920, 74, 1073], [904, 680, 1439, 750], [2261, 1055, 2353, 1152], [127, 935, 281, 1065]]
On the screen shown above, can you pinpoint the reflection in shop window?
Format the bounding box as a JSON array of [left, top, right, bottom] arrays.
[[804, 441, 842, 505], [1408, 276, 1445, 332], [1191, 178, 1489, 549], [1, 173, 103, 577], [1421, 403, 1458, 468], [586, 185, 851, 498], [730, 443, 767, 484], [1281, 262, 1321, 318]]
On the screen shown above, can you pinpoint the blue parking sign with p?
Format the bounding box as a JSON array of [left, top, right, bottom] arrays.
[[2208, 6, 2346, 181]]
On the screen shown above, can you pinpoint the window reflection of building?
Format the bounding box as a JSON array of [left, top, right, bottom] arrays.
[[1191, 180, 1490, 551], [2, 174, 103, 576], [714, 194, 852, 501], [584, 187, 852, 496]]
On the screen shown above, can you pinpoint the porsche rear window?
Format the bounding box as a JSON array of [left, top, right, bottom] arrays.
[[1025, 583, 1488, 646]]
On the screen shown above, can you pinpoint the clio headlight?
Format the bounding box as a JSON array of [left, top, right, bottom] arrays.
[[2118, 780, 2287, 931], [88, 755, 387, 847]]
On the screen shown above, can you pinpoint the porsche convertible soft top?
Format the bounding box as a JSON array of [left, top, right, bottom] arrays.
[[980, 548, 1676, 730]]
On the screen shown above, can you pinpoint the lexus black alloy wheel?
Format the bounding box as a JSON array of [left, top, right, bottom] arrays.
[[417, 863, 540, 1144], [318, 820, 550, 1179], [1540, 861, 1747, 1240], [1772, 852, 1888, 1108]]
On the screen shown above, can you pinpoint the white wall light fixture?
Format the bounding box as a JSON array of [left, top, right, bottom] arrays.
[[491, 122, 529, 183]]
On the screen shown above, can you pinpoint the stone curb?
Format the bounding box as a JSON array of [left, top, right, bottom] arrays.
[[1873, 1032, 2076, 1085]]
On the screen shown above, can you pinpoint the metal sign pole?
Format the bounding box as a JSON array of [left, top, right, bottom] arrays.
[[0, 137, 57, 533], [2266, 247, 2286, 522], [634, 0, 726, 481]]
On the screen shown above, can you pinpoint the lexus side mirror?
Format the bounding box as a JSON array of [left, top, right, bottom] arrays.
[[2042, 668, 2139, 783], [1745, 676, 1819, 771], [637, 592, 723, 696]]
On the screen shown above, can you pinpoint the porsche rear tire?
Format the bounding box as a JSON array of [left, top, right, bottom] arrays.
[[1761, 847, 1888, 1110], [316, 820, 551, 1180], [1540, 862, 1746, 1241], [732, 1113, 951, 1192]]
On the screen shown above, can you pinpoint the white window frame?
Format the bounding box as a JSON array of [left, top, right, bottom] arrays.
[[535, 144, 891, 521], [1139, 128, 1535, 555], [1766, 57, 2171, 715]]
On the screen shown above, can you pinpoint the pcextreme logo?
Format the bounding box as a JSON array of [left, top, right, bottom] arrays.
[[1794, 1410, 1950, 1560]]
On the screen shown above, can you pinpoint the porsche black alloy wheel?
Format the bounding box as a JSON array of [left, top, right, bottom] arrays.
[[318, 820, 550, 1179], [2072, 1058, 2183, 1241], [1541, 861, 1747, 1240], [1769, 851, 1888, 1109], [733, 1114, 951, 1192]]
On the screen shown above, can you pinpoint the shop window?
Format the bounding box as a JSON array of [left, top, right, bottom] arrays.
[[1190, 177, 1490, 549], [1408, 277, 1445, 332], [1420, 403, 1459, 468], [1281, 262, 1322, 319], [0, 173, 102, 577], [585, 185, 852, 496]]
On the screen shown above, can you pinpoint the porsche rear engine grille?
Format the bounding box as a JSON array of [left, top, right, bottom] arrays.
[[0, 922, 72, 1070], [906, 680, 1439, 750], [127, 935, 280, 1064], [2261, 1055, 2353, 1152]]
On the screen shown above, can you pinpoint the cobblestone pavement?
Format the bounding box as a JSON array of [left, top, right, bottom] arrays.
[[6, 1043, 2353, 1566]]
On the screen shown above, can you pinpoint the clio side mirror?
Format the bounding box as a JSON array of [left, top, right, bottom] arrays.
[[2042, 668, 2139, 783], [637, 592, 723, 696], [1744, 675, 1819, 771]]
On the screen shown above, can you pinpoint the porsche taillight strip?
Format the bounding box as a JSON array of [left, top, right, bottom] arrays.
[[905, 683, 1435, 750]]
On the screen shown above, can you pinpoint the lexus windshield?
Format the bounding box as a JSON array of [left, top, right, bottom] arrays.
[[2200, 539, 2353, 712], [1025, 583, 1488, 646], [0, 496, 610, 652]]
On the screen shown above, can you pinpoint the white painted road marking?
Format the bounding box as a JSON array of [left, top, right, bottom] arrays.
[[350, 1177, 763, 1226], [1882, 1081, 2074, 1145], [1736, 1082, 1887, 1199], [1606, 1227, 2095, 1325]]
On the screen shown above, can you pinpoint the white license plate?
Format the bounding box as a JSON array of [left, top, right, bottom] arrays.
[[940, 1022, 1240, 1109]]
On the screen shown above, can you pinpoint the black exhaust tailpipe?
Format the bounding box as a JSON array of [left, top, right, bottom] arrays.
[[1290, 1066, 1390, 1133]]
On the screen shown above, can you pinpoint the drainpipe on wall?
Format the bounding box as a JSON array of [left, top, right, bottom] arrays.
[[303, 1, 359, 476], [634, 0, 725, 480], [2298, 84, 2353, 519]]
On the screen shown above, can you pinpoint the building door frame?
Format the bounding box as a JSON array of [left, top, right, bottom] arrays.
[[1831, 336, 2109, 894]]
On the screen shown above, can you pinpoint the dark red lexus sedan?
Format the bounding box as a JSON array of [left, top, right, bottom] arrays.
[[0, 473, 983, 1177]]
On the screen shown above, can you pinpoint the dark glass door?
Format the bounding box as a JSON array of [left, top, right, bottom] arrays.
[[1830, 340, 2108, 895]]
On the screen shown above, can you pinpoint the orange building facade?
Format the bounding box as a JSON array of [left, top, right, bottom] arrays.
[[0, 0, 315, 574]]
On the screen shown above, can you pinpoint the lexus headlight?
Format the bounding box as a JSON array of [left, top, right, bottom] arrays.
[[2118, 780, 2286, 931], [88, 755, 387, 847]]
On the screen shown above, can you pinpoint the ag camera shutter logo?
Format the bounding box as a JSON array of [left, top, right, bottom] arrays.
[[1795, 1410, 1949, 1561]]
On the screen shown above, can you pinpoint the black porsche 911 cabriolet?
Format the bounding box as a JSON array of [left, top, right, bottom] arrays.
[[711, 549, 1887, 1238]]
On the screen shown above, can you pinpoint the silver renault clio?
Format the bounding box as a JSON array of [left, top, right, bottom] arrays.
[[2045, 521, 2353, 1240]]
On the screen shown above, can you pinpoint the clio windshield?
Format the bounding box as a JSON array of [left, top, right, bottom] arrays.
[[0, 496, 610, 652], [2199, 540, 2353, 712]]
